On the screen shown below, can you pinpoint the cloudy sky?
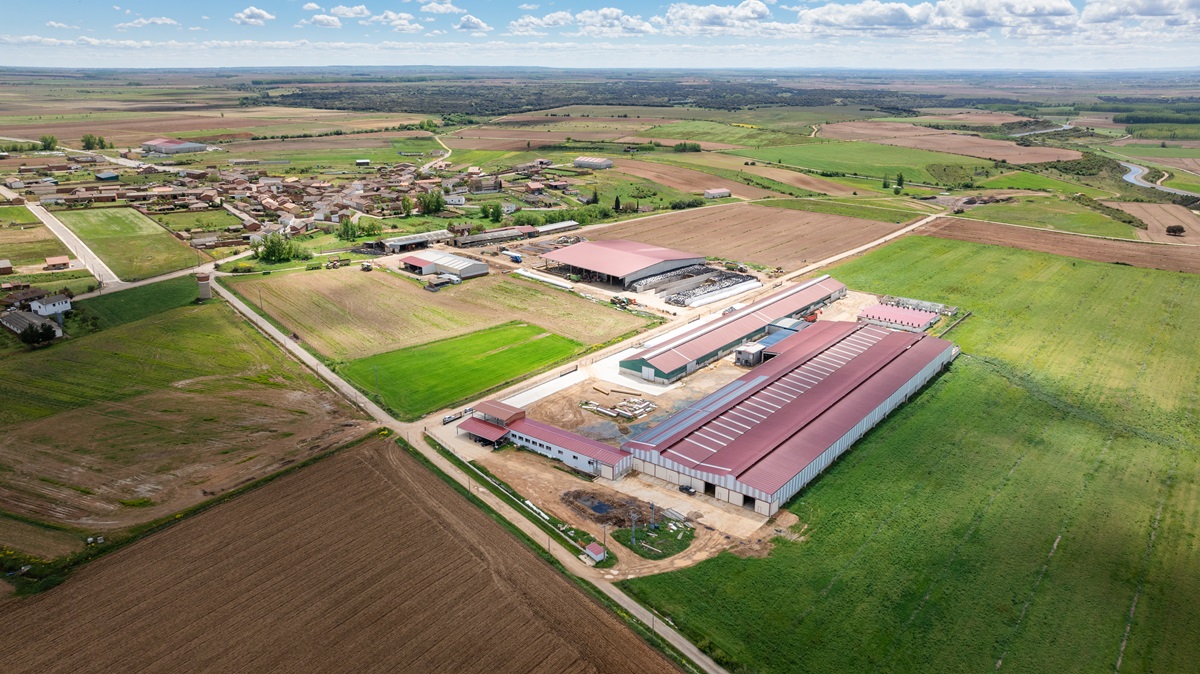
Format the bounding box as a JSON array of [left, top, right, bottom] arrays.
[[4, 0, 1200, 69]]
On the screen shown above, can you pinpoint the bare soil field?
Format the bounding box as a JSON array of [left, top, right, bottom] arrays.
[[222, 130, 433, 155], [919, 217, 1200, 273], [609, 158, 781, 199], [451, 126, 625, 142], [873, 134, 1082, 164], [616, 136, 747, 150], [1106, 202, 1200, 242], [225, 268, 648, 361], [819, 121, 946, 141], [0, 518, 83, 559], [661, 152, 859, 195], [442, 136, 551, 151], [592, 202, 904, 270], [1152, 157, 1200, 175], [1073, 114, 1125, 129], [0, 438, 679, 674]]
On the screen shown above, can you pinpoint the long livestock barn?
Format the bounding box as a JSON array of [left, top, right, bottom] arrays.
[[398, 250, 489, 279], [624, 321, 958, 515], [620, 275, 846, 384], [541, 239, 705, 288], [383, 230, 454, 252]]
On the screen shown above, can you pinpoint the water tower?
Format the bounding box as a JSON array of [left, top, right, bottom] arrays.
[[196, 273, 212, 300]]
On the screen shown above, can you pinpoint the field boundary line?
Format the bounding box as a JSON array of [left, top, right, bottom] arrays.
[[934, 215, 1200, 247], [1114, 463, 1175, 672]]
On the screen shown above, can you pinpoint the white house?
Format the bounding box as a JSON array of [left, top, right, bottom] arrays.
[[445, 195, 466, 206], [30, 294, 71, 317]]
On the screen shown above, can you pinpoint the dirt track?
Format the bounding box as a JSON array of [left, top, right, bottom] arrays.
[[610, 158, 781, 199], [1106, 202, 1200, 242], [873, 134, 1081, 164], [594, 202, 905, 270], [919, 217, 1200, 274], [0, 438, 679, 674]]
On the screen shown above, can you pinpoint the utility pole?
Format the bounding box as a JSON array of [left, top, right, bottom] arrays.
[[630, 512, 637, 546]]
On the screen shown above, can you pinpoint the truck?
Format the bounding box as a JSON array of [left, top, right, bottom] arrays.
[[501, 250, 523, 263], [442, 411, 464, 425]]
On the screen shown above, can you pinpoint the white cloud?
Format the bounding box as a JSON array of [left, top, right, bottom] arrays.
[[572, 7, 657, 36], [508, 11, 573, 35], [518, 3, 540, 8], [655, 1, 777, 36], [189, 26, 204, 31], [302, 2, 324, 10], [455, 14, 493, 32], [365, 10, 424, 33], [46, 21, 79, 29], [330, 4, 371, 18], [112, 5, 120, 10], [422, 1, 467, 14], [231, 6, 277, 26], [297, 14, 343, 28], [115, 17, 180, 30]]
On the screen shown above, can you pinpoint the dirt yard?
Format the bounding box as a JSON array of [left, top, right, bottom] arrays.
[[873, 134, 1082, 164], [665, 152, 860, 195], [919, 216, 1200, 274], [610, 158, 781, 199], [591, 202, 906, 270], [819, 121, 947, 141], [1106, 202, 1200, 242], [0, 438, 679, 674], [225, 267, 649, 360]]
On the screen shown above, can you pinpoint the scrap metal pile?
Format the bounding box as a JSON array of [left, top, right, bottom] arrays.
[[664, 270, 757, 306]]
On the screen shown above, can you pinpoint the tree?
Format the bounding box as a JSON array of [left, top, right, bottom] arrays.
[[39, 135, 57, 151], [253, 233, 311, 263], [489, 204, 503, 223], [614, 195, 622, 211], [81, 134, 99, 151], [511, 211, 543, 227], [591, 188, 599, 205], [417, 191, 445, 215], [1166, 225, 1186, 236], [361, 220, 383, 237], [896, 172, 905, 188], [400, 195, 414, 217], [337, 220, 361, 241], [18, 322, 57, 345], [882, 175, 891, 189]]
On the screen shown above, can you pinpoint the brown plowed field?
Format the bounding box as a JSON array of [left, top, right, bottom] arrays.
[[592, 202, 902, 270], [1151, 157, 1200, 175], [909, 112, 1033, 125], [1106, 202, 1200, 242], [0, 438, 679, 674], [819, 121, 945, 141], [660, 152, 858, 195], [442, 136, 544, 150], [610, 158, 781, 199], [451, 126, 624, 142], [874, 134, 1081, 164], [616, 136, 747, 150], [919, 217, 1200, 273]]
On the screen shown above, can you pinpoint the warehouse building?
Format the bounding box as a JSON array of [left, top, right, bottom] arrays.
[[382, 229, 453, 252], [573, 156, 614, 170], [141, 138, 209, 155], [458, 400, 634, 479], [624, 322, 957, 515], [704, 188, 731, 199], [858, 304, 939, 332], [541, 239, 704, 289], [398, 250, 488, 279], [535, 219, 580, 236], [619, 275, 847, 384]]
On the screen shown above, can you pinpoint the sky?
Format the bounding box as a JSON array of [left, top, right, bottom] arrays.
[[2, 0, 1200, 70]]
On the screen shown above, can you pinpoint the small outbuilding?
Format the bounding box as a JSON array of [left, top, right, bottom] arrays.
[[704, 188, 731, 199], [0, 259, 12, 275], [44, 256, 70, 271]]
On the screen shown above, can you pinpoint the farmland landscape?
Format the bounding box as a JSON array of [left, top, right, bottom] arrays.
[[2, 19, 1200, 674]]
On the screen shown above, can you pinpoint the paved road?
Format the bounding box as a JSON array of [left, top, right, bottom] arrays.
[[1119, 161, 1200, 197], [25, 202, 122, 286]]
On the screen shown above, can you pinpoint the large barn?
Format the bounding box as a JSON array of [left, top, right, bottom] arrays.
[[620, 275, 847, 384], [141, 138, 209, 155], [623, 321, 957, 515], [541, 239, 704, 288]]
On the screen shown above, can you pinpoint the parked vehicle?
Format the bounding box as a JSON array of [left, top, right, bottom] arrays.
[[678, 484, 697, 496], [442, 412, 463, 425]]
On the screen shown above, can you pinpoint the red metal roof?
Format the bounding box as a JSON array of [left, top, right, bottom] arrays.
[[507, 417, 630, 466], [398, 254, 434, 268], [458, 417, 510, 443], [626, 322, 954, 496], [473, 400, 525, 425], [859, 304, 938, 328], [624, 276, 846, 375], [541, 240, 702, 279]]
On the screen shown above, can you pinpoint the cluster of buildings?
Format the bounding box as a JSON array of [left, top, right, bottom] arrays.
[[0, 288, 72, 340]]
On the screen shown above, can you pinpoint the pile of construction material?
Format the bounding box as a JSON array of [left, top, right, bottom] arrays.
[[581, 397, 658, 420], [664, 270, 759, 307], [881, 295, 958, 316]]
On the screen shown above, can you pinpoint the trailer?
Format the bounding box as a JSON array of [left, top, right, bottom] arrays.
[[500, 250, 523, 263]]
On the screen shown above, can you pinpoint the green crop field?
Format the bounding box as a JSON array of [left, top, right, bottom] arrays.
[[0, 206, 39, 224], [1, 269, 96, 296], [960, 195, 1137, 238], [639, 120, 810, 147], [55, 208, 209, 281], [1110, 146, 1200, 159], [341, 322, 580, 420], [758, 198, 925, 222], [621, 237, 1200, 673], [71, 275, 197, 331], [151, 209, 244, 233], [980, 170, 1112, 197], [1164, 175, 1200, 194], [730, 142, 991, 184]]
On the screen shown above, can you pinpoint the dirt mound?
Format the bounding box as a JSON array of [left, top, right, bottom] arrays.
[[562, 489, 655, 527]]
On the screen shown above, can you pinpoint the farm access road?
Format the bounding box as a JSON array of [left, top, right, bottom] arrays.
[[24, 202, 122, 286]]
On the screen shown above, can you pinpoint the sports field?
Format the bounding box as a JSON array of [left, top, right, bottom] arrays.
[[55, 208, 208, 281], [960, 195, 1137, 239], [341, 322, 580, 420], [730, 142, 991, 184], [224, 268, 647, 361], [621, 237, 1200, 673]]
